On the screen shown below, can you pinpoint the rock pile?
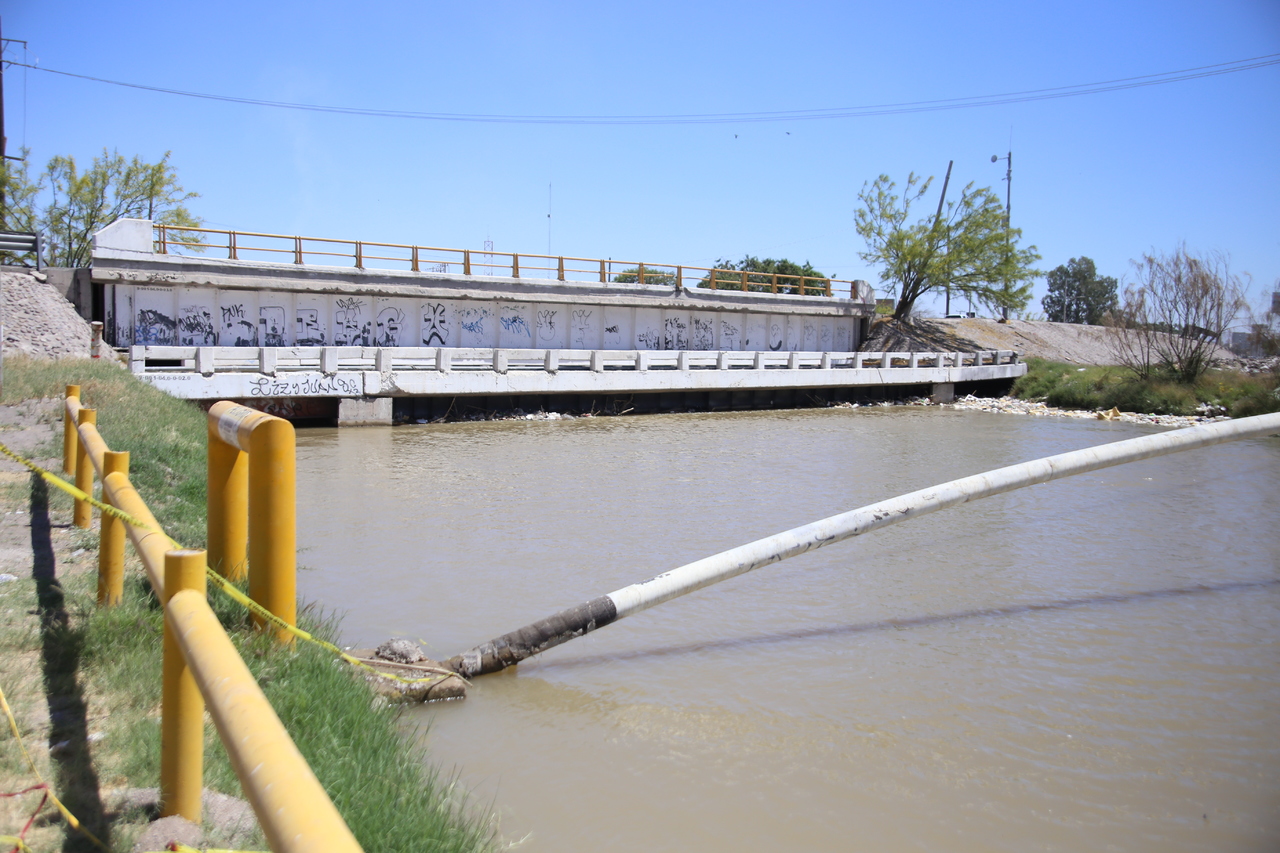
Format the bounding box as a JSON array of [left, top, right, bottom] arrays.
[[946, 394, 1227, 429], [2, 271, 93, 360]]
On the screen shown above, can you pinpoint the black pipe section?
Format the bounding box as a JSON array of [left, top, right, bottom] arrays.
[[445, 594, 617, 677]]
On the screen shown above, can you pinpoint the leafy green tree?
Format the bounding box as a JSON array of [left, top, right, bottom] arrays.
[[1042, 256, 1118, 325], [612, 265, 678, 286], [0, 150, 40, 235], [1, 148, 201, 268], [698, 255, 830, 295], [854, 172, 1040, 320]]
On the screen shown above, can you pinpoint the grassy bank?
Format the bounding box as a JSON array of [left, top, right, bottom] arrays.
[[1, 356, 493, 852], [1010, 358, 1280, 417]]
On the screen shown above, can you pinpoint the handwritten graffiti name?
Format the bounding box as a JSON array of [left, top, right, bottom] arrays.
[[536, 310, 558, 342], [249, 375, 362, 397], [500, 312, 531, 338]]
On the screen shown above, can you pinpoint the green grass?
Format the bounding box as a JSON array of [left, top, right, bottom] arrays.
[[1011, 358, 1280, 417], [3, 355, 208, 547], [4, 356, 495, 852]]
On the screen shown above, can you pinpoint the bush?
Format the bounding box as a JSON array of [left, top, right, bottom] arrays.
[[1109, 244, 1247, 384], [1012, 357, 1280, 417]]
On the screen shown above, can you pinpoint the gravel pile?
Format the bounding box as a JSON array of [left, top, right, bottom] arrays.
[[947, 394, 1226, 429], [2, 270, 93, 359], [832, 394, 1226, 429]]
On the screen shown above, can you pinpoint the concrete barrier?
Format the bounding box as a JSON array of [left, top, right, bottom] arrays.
[[127, 345, 1025, 404]]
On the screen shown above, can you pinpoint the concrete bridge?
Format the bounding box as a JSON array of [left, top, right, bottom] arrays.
[[88, 219, 1025, 423]]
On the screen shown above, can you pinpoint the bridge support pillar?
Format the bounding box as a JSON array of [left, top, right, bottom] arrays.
[[337, 396, 392, 426], [931, 382, 955, 404]]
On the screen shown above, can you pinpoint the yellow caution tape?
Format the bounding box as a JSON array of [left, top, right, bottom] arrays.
[[0, 684, 110, 852], [0, 441, 462, 689], [159, 844, 269, 853], [0, 836, 34, 853]]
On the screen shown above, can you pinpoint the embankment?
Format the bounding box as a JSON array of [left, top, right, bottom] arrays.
[[0, 356, 494, 852]]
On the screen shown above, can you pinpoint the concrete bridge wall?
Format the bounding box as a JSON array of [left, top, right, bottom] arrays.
[[91, 219, 875, 356]]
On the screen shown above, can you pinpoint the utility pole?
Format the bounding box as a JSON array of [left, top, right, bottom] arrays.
[[991, 150, 1013, 321], [933, 160, 953, 316], [1, 16, 7, 229], [0, 19, 26, 230]]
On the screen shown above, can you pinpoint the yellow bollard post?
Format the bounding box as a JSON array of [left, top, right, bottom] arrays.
[[249, 417, 296, 644], [98, 451, 129, 606], [74, 409, 96, 529], [161, 549, 207, 822], [63, 385, 80, 475], [207, 416, 248, 579]]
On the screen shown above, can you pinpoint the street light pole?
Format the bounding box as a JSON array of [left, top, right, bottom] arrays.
[[991, 151, 1012, 321]]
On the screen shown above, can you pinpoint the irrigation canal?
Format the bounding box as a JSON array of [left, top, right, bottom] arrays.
[[293, 406, 1280, 852]]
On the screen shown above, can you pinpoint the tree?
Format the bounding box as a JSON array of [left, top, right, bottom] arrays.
[[612, 265, 678, 286], [0, 151, 40, 236], [0, 148, 201, 268], [1109, 244, 1247, 383], [697, 255, 830, 295], [854, 172, 1040, 320], [1042, 257, 1118, 325]]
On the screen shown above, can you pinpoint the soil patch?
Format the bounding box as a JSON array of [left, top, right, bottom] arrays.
[[864, 317, 1240, 367]]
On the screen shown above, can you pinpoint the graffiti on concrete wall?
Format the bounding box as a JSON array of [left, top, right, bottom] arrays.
[[499, 305, 532, 345], [571, 309, 595, 348], [720, 320, 740, 351], [803, 321, 818, 351], [260, 306, 288, 347], [664, 316, 688, 350], [296, 309, 326, 346], [376, 306, 405, 347], [108, 283, 862, 353], [536, 309, 558, 343], [178, 306, 217, 345], [768, 321, 783, 351], [692, 316, 715, 350], [834, 323, 850, 352], [421, 302, 450, 346], [458, 306, 492, 345], [334, 297, 369, 346], [221, 304, 258, 347], [136, 309, 176, 345], [249, 375, 362, 397]]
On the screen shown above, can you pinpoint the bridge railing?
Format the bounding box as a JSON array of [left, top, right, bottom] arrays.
[[127, 345, 1019, 377], [152, 224, 873, 301]]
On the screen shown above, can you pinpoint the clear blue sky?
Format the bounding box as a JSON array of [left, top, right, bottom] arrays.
[[5, 1, 1278, 319]]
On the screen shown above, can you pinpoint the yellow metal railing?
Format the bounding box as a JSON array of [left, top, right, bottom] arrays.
[[153, 224, 872, 301], [62, 385, 362, 852], [206, 401, 297, 643]]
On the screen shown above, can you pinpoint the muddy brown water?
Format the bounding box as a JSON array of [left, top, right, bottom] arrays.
[[294, 407, 1280, 851]]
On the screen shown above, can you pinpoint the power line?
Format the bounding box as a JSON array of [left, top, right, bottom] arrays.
[[6, 53, 1278, 125]]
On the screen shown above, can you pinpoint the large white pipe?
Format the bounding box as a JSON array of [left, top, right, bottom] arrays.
[[447, 412, 1280, 677]]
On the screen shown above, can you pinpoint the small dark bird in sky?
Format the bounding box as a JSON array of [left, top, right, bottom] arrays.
[[786, 132, 791, 135], [734, 134, 738, 138]]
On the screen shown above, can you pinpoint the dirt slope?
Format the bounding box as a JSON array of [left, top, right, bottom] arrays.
[[866, 317, 1239, 366]]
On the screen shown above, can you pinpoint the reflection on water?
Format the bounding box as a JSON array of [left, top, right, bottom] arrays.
[[295, 408, 1280, 852]]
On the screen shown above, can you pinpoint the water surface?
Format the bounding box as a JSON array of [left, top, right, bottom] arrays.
[[296, 407, 1280, 851]]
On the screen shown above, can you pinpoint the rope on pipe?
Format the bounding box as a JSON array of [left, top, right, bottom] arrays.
[[446, 411, 1280, 677]]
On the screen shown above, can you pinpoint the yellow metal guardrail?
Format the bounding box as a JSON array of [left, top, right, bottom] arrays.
[[61, 385, 362, 852], [153, 223, 874, 300], [206, 401, 297, 642]]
